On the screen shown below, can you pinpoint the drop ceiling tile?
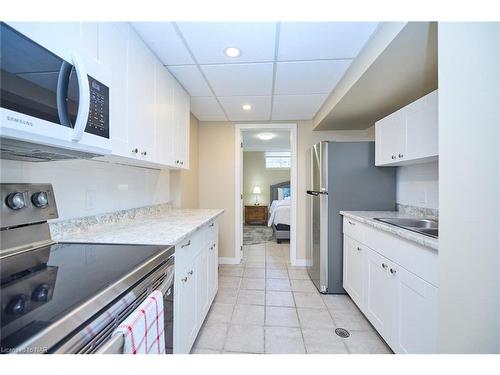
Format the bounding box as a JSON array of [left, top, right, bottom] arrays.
[[272, 94, 328, 120], [190, 97, 227, 121], [274, 60, 351, 95], [218, 96, 271, 121], [167, 65, 212, 97], [176, 22, 276, 64], [278, 22, 379, 61], [131, 22, 193, 65], [201, 63, 273, 97]]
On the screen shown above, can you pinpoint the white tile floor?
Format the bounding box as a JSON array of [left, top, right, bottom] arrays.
[[191, 241, 392, 354]]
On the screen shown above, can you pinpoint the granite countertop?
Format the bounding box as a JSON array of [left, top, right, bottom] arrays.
[[50, 204, 224, 246], [340, 211, 438, 250]]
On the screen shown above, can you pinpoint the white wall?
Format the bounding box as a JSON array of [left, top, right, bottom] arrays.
[[243, 151, 290, 206], [0, 159, 170, 221], [438, 22, 500, 353], [396, 162, 439, 209]]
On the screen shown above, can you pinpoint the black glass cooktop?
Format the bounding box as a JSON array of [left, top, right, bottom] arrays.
[[0, 242, 173, 352]]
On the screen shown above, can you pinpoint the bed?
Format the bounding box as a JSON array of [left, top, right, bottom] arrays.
[[268, 181, 291, 243]]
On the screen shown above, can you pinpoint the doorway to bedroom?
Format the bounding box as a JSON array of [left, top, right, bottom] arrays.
[[235, 123, 298, 266]]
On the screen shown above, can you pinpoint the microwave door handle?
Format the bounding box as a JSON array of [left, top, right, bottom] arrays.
[[56, 62, 72, 127], [71, 52, 90, 142]]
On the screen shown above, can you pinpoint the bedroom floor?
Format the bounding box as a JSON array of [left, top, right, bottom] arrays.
[[190, 241, 392, 354]]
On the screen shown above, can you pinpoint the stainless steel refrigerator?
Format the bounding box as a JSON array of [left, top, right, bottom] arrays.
[[306, 141, 396, 294]]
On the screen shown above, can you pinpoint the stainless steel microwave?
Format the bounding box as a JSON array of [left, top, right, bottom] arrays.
[[0, 22, 112, 161]]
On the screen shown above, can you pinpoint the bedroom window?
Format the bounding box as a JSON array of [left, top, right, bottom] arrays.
[[265, 151, 291, 169]]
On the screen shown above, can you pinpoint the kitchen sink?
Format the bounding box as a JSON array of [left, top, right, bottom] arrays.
[[374, 218, 439, 238]]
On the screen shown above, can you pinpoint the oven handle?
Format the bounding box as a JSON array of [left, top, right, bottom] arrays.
[[96, 260, 174, 354], [71, 52, 90, 142]]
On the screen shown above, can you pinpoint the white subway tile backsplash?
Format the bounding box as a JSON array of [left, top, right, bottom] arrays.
[[0, 159, 170, 221], [396, 161, 439, 210]]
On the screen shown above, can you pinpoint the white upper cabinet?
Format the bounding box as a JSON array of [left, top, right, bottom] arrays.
[[7, 22, 98, 62], [172, 79, 190, 169], [127, 29, 157, 163], [96, 22, 191, 169], [375, 90, 438, 166], [98, 23, 130, 158], [155, 62, 175, 166]]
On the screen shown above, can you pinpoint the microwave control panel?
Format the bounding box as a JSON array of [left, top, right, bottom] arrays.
[[85, 76, 110, 139]]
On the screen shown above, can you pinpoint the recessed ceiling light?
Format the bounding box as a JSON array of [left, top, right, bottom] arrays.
[[224, 47, 241, 58], [256, 133, 275, 141], [242, 104, 252, 111]]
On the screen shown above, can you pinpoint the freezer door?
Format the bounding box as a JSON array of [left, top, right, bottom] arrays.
[[307, 142, 328, 293]]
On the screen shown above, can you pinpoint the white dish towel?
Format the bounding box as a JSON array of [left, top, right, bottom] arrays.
[[112, 290, 165, 354]]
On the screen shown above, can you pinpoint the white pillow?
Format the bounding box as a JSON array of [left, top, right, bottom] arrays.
[[277, 188, 284, 201]]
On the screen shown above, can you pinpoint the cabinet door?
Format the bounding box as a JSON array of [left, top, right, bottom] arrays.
[[127, 29, 156, 162], [7, 22, 98, 62], [172, 80, 190, 169], [393, 266, 438, 353], [178, 264, 198, 353], [405, 91, 438, 161], [365, 248, 396, 342], [375, 111, 406, 166], [342, 235, 365, 309], [196, 250, 209, 321], [98, 23, 130, 157], [154, 63, 175, 166], [207, 222, 219, 300]]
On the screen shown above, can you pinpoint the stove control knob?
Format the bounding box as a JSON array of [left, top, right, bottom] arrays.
[[31, 191, 49, 208], [6, 192, 26, 210], [5, 295, 27, 316], [32, 284, 50, 302]]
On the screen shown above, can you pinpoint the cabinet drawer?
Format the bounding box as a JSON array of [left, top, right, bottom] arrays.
[[175, 230, 203, 269], [343, 217, 365, 242]]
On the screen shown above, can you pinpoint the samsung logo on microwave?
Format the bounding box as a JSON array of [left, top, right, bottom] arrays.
[[7, 116, 34, 127]]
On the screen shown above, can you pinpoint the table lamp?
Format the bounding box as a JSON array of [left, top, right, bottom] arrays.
[[252, 186, 261, 205]]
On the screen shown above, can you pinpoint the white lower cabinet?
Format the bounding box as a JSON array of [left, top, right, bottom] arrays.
[[342, 235, 365, 308], [174, 220, 219, 354], [365, 248, 397, 341], [342, 217, 438, 354], [393, 265, 438, 353]]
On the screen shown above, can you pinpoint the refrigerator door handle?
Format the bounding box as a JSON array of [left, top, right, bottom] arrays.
[[306, 190, 328, 196]]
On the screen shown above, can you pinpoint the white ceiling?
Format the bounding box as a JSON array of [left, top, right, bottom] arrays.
[[132, 22, 379, 122], [242, 130, 291, 151]]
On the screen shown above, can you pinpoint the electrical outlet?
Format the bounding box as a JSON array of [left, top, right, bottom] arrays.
[[418, 189, 427, 205], [85, 189, 96, 210]]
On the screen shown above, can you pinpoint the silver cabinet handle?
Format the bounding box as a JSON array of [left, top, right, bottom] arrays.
[[357, 246, 362, 252], [181, 240, 191, 248], [382, 263, 388, 269], [181, 277, 188, 283], [391, 155, 396, 160], [390, 268, 397, 275], [188, 270, 193, 276], [348, 220, 355, 226], [398, 154, 403, 158]]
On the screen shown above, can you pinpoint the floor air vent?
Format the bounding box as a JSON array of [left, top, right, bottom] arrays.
[[335, 328, 350, 338]]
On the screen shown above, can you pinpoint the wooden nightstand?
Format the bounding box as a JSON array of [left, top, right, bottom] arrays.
[[245, 205, 268, 225]]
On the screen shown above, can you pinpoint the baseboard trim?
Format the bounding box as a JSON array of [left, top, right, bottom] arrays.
[[218, 257, 241, 265], [291, 258, 307, 267]]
